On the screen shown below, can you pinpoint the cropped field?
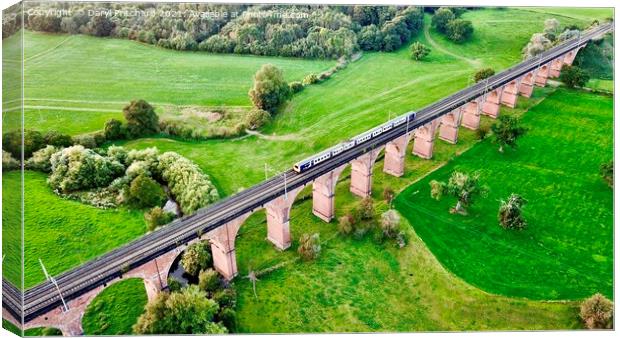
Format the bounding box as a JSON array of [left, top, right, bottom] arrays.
[[395, 89, 613, 300]]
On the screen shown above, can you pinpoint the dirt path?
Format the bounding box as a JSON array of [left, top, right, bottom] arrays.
[[423, 22, 482, 68], [245, 129, 300, 141]]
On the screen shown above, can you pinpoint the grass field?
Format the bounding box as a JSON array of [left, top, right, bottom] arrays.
[[395, 89, 613, 300], [82, 278, 148, 335]]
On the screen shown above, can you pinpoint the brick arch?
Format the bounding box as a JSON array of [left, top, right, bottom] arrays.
[[313, 163, 348, 222]]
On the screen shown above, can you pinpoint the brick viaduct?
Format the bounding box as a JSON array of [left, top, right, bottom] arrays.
[[4, 48, 581, 336]]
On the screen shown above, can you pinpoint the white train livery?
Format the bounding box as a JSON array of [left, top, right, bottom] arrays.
[[293, 111, 417, 173]]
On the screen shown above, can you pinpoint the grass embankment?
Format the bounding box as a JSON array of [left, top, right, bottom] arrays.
[[395, 89, 613, 300]]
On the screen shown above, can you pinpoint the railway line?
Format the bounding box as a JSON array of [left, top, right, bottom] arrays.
[[2, 22, 612, 323]]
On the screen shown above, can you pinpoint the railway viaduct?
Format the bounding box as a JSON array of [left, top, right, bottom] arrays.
[[2, 25, 605, 336]]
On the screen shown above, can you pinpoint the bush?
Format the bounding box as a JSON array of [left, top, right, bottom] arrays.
[[358, 197, 375, 220], [217, 307, 237, 333], [383, 187, 395, 205], [129, 174, 166, 209], [474, 68, 495, 82], [600, 161, 613, 187], [104, 119, 125, 140], [245, 109, 271, 130], [213, 288, 237, 308], [380, 209, 401, 238], [248, 64, 291, 113], [144, 206, 174, 231], [72, 134, 98, 149], [25, 145, 59, 172], [181, 241, 212, 276], [2, 150, 19, 171], [338, 214, 354, 235], [560, 65, 590, 88], [579, 293, 613, 329], [48, 145, 124, 193], [446, 19, 474, 43], [198, 268, 221, 293], [123, 99, 159, 138], [358, 24, 384, 51], [498, 194, 528, 230], [167, 277, 182, 293], [431, 7, 455, 34], [298, 233, 321, 261], [476, 125, 490, 140], [44, 130, 73, 147], [410, 41, 430, 61], [289, 81, 304, 94], [303, 73, 319, 85], [2, 129, 44, 159]]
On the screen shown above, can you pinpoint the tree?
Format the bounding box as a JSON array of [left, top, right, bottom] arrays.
[[491, 115, 527, 152], [2, 150, 19, 171], [44, 130, 73, 147], [338, 214, 354, 235], [543, 18, 561, 39], [559, 65, 590, 88], [498, 194, 528, 230], [382, 187, 395, 206], [198, 268, 221, 293], [431, 8, 455, 34], [410, 41, 430, 60], [248, 64, 291, 113], [123, 100, 159, 138], [129, 174, 166, 209], [2, 129, 44, 159], [446, 19, 474, 43], [600, 161, 613, 187], [298, 233, 321, 261], [358, 197, 375, 220], [380, 210, 400, 238], [358, 24, 384, 51], [181, 241, 212, 276], [430, 171, 488, 214], [144, 207, 174, 231], [104, 119, 124, 140], [245, 108, 271, 130], [25, 145, 59, 172], [579, 293, 613, 329], [133, 285, 227, 334], [474, 68, 495, 82], [522, 33, 553, 59]]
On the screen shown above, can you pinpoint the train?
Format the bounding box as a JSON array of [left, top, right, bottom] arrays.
[[293, 111, 418, 173]]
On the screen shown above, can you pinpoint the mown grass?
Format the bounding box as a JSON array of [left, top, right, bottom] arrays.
[[82, 278, 147, 335], [2, 171, 146, 288], [394, 88, 613, 300], [587, 79, 614, 92]]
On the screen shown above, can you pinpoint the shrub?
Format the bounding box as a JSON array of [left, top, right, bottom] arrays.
[[129, 174, 166, 209], [144, 206, 174, 231], [289, 81, 304, 94], [431, 8, 455, 34], [213, 288, 237, 309], [358, 197, 375, 220], [498, 194, 528, 230], [298, 233, 321, 261], [104, 118, 125, 140], [429, 180, 446, 200], [600, 161, 613, 187], [181, 241, 212, 276], [446, 19, 474, 43], [72, 134, 98, 149], [2, 129, 44, 158], [198, 268, 221, 293], [358, 24, 384, 51], [383, 187, 395, 205], [167, 277, 182, 293], [245, 109, 271, 130], [48, 145, 124, 193], [579, 293, 613, 329], [106, 145, 129, 166], [218, 307, 237, 333], [25, 145, 59, 172], [303, 73, 319, 85], [560, 65, 590, 88], [2, 150, 19, 171], [410, 41, 430, 60], [491, 115, 527, 152], [476, 125, 490, 140], [474, 68, 495, 82], [380, 210, 401, 238], [44, 130, 73, 147], [123, 99, 159, 138], [248, 64, 291, 113], [522, 33, 553, 59], [338, 214, 354, 235]]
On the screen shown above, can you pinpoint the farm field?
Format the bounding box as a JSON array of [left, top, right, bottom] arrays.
[[395, 89, 613, 300]]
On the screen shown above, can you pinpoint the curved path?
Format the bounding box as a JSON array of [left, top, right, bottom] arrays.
[[423, 21, 482, 68]]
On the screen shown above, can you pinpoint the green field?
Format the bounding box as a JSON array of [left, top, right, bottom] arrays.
[[395, 89, 613, 300]]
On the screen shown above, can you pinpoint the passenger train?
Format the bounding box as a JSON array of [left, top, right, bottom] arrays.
[[293, 111, 418, 173]]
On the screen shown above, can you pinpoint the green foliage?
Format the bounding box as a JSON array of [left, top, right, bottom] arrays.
[[410, 41, 431, 61], [476, 125, 490, 140], [574, 33, 613, 80], [104, 119, 125, 140], [522, 33, 553, 59], [128, 174, 166, 209], [217, 307, 237, 333], [380, 209, 401, 238], [432, 171, 488, 214], [303, 73, 319, 85], [337, 214, 354, 235], [431, 7, 456, 34], [72, 133, 98, 148], [446, 19, 474, 43], [198, 268, 222, 293], [123, 100, 159, 138], [429, 180, 446, 201], [133, 285, 226, 334], [491, 115, 527, 152], [382, 186, 395, 205], [213, 288, 237, 309], [600, 161, 613, 187], [289, 81, 304, 94], [167, 277, 183, 293], [181, 241, 212, 276], [358, 197, 375, 220], [579, 293, 613, 329], [248, 64, 291, 113], [298, 233, 321, 261], [560, 65, 590, 88], [498, 194, 528, 230], [43, 130, 73, 147], [25, 145, 59, 172], [48, 145, 124, 193], [358, 24, 384, 51], [245, 108, 271, 130], [2, 150, 19, 171], [144, 207, 174, 231], [2, 129, 44, 159], [474, 68, 495, 82]]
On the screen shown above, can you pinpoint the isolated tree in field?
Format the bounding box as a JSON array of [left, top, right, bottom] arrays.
[[600, 161, 613, 187], [380, 209, 400, 238], [133, 285, 226, 334], [429, 171, 488, 214], [248, 64, 291, 113], [245, 108, 271, 130], [298, 233, 321, 261], [580, 293, 613, 329], [474, 68, 495, 82], [181, 241, 212, 276], [123, 99, 159, 138], [446, 19, 474, 43], [491, 115, 527, 153], [432, 8, 455, 34], [129, 174, 166, 208], [559, 65, 590, 88], [410, 41, 430, 61], [498, 194, 528, 230]]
